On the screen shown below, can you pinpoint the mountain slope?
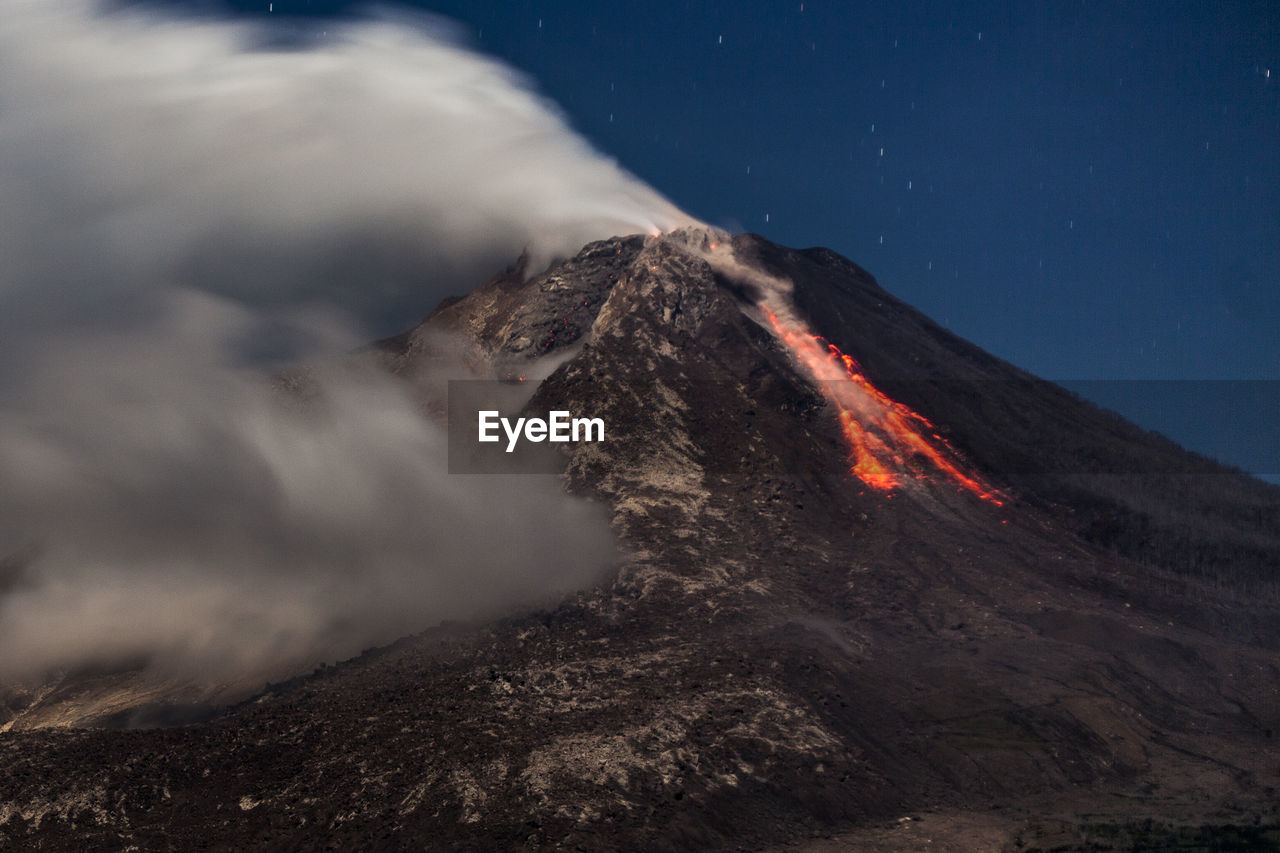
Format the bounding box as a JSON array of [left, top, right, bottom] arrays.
[[0, 230, 1276, 851]]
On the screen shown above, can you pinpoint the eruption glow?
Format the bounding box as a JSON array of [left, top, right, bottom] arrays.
[[690, 232, 1001, 502], [762, 306, 1002, 504], [690, 233, 1000, 502]]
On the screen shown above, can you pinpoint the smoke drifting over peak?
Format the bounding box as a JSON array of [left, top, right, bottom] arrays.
[[0, 1, 690, 331], [0, 1, 678, 685]]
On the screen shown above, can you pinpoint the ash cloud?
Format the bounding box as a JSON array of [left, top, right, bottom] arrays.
[[0, 1, 681, 684], [0, 1, 689, 334]]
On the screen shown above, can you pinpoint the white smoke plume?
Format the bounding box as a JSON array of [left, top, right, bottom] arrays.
[[0, 1, 683, 685], [0, 1, 689, 331]]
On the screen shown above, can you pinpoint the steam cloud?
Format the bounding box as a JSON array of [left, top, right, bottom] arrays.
[[0, 2, 684, 685]]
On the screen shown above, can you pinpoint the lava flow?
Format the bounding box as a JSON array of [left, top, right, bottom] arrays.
[[762, 304, 1003, 505]]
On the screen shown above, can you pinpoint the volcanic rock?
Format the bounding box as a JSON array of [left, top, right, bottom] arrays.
[[1, 229, 1277, 851]]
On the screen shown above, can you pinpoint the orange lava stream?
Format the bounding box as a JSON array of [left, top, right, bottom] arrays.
[[763, 306, 1003, 505]]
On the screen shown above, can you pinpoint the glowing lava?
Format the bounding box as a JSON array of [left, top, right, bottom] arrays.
[[762, 305, 1003, 505]]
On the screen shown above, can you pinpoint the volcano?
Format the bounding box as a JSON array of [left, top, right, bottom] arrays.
[[1, 229, 1278, 850]]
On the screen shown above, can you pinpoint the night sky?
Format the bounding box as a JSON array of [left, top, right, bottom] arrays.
[[166, 0, 1279, 475]]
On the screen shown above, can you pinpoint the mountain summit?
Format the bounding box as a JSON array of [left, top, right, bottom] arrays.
[[2, 230, 1277, 850]]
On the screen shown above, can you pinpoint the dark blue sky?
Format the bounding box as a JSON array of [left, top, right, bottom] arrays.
[[169, 0, 1279, 473]]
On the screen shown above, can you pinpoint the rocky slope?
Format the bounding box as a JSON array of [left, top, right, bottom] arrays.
[[0, 229, 1277, 850]]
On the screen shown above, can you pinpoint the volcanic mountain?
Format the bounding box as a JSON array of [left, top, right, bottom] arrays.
[[1, 228, 1278, 850]]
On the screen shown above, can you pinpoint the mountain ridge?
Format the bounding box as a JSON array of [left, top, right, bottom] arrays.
[[0, 229, 1276, 850]]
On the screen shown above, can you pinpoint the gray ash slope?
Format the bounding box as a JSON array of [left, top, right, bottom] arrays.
[[1, 230, 1278, 851]]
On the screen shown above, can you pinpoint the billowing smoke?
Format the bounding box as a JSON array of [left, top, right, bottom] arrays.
[[0, 1, 683, 684], [0, 1, 689, 332]]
